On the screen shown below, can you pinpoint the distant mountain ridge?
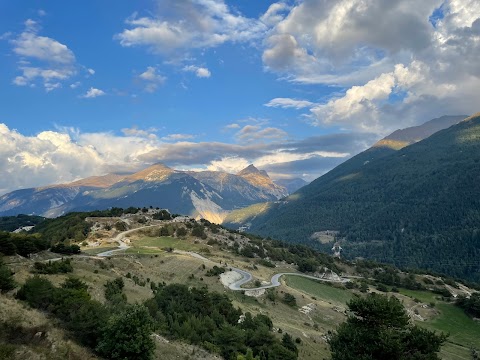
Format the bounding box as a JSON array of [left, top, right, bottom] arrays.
[[0, 164, 288, 223], [223, 114, 480, 281], [274, 178, 309, 194], [374, 115, 467, 150]]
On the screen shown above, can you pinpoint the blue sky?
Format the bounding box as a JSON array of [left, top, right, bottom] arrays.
[[0, 0, 479, 194], [0, 1, 332, 139]]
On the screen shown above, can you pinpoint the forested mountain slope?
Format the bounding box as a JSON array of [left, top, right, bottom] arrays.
[[235, 114, 480, 281]]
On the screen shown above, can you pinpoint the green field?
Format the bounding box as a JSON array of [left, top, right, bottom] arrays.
[[285, 275, 353, 304], [131, 236, 203, 252], [423, 303, 480, 347], [399, 288, 480, 359], [81, 246, 118, 255], [399, 288, 438, 303]]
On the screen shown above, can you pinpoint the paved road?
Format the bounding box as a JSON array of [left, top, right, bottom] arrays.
[[174, 250, 349, 291], [96, 225, 159, 257], [45, 226, 349, 292], [228, 270, 349, 291]]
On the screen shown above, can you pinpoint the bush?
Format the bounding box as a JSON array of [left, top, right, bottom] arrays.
[[104, 278, 127, 305], [297, 259, 317, 273], [0, 259, 15, 292], [257, 259, 275, 268], [206, 266, 225, 277], [192, 225, 207, 239], [146, 284, 296, 360], [456, 293, 480, 318], [376, 284, 388, 292], [114, 222, 127, 231], [266, 289, 276, 302], [207, 238, 218, 245], [152, 210, 172, 220], [50, 243, 81, 255], [32, 259, 73, 274], [283, 293, 297, 307], [176, 227, 187, 237], [16, 276, 56, 310]]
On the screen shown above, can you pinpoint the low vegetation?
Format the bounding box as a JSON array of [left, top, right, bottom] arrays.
[[456, 293, 480, 319], [145, 283, 297, 360], [0, 231, 49, 257], [0, 209, 478, 359], [0, 257, 15, 292], [0, 214, 45, 232], [32, 259, 73, 274]]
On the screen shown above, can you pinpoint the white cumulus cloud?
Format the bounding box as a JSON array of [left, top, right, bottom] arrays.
[[138, 66, 166, 92], [81, 87, 106, 98], [116, 0, 267, 56], [262, 0, 480, 134], [11, 19, 77, 91], [183, 65, 211, 78]]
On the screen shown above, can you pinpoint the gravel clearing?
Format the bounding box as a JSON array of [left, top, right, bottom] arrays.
[[220, 271, 243, 287]]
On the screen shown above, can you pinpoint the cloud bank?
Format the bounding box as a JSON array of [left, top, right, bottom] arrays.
[[262, 0, 480, 135], [0, 124, 371, 195]]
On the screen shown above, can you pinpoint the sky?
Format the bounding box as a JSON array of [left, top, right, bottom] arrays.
[[0, 0, 479, 195]]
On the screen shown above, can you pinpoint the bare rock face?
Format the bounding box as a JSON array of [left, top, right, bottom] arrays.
[[236, 164, 288, 199]]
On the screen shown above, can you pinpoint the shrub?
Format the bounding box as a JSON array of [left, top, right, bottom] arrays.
[[50, 243, 81, 255], [206, 266, 225, 277], [32, 259, 73, 274], [0, 259, 16, 292], [283, 293, 297, 307], [176, 227, 187, 237], [16, 276, 56, 310], [114, 222, 127, 231]]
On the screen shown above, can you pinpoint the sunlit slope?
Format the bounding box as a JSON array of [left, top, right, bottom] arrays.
[[224, 115, 466, 228], [246, 114, 480, 281]]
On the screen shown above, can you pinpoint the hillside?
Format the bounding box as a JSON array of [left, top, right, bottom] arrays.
[[0, 164, 287, 224], [0, 214, 45, 232], [1, 209, 478, 359], [225, 114, 480, 281]]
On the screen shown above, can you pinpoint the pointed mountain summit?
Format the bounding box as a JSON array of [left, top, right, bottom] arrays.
[[125, 163, 175, 182], [237, 165, 288, 199], [237, 164, 269, 178]]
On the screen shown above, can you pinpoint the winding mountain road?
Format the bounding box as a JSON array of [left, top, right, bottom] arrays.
[[51, 225, 349, 291], [96, 224, 159, 257], [228, 271, 349, 291], [172, 250, 349, 291]]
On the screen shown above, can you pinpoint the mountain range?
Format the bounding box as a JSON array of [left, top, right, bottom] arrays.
[[224, 114, 480, 281], [3, 113, 479, 280], [0, 164, 292, 223]]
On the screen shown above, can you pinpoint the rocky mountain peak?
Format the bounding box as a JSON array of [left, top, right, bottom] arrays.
[[126, 163, 175, 182], [237, 164, 269, 178]]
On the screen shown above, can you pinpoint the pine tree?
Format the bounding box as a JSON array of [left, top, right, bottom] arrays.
[[328, 293, 447, 360]]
